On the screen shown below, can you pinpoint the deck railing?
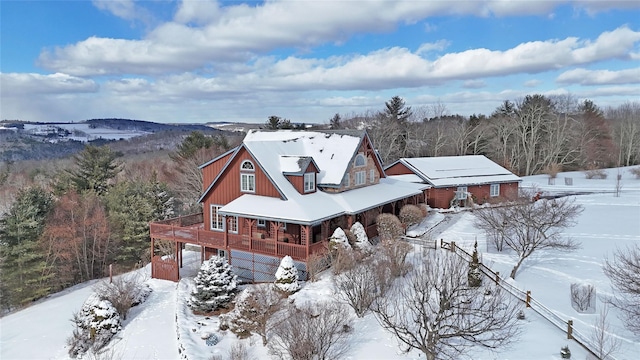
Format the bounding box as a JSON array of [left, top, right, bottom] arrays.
[[150, 214, 326, 261]]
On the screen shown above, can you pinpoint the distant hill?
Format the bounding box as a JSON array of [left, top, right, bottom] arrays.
[[0, 118, 234, 162]]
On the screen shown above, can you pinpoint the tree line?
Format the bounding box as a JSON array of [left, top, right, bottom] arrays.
[[329, 95, 640, 175], [0, 132, 237, 311]]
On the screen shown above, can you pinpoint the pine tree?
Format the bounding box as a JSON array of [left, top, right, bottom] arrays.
[[0, 186, 54, 307], [274, 255, 300, 293], [67, 145, 121, 196], [468, 240, 482, 287], [189, 256, 238, 313]]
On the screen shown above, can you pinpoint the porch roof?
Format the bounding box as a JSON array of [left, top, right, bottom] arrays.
[[218, 177, 427, 226]]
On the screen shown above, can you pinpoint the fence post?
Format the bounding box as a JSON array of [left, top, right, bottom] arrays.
[[440, 238, 444, 249], [526, 290, 531, 308], [567, 320, 573, 339], [451, 241, 456, 252], [495, 271, 500, 285], [109, 264, 113, 284]]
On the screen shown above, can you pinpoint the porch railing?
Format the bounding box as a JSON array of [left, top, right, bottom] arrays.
[[150, 214, 326, 261]]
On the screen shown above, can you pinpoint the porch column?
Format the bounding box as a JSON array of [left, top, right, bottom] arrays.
[[321, 220, 330, 242], [347, 215, 354, 228], [302, 225, 311, 258]]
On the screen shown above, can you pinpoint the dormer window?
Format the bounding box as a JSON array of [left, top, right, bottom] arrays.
[[354, 153, 366, 167], [240, 160, 255, 192], [304, 172, 315, 192]]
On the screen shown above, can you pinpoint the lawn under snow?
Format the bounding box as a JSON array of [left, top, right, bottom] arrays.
[[1, 167, 639, 360]]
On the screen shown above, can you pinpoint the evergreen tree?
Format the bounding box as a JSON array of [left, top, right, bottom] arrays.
[[170, 131, 214, 161], [274, 255, 300, 293], [329, 113, 342, 129], [106, 179, 174, 266], [468, 240, 482, 287], [385, 96, 412, 124], [0, 186, 54, 307], [189, 256, 238, 313], [67, 145, 121, 195]]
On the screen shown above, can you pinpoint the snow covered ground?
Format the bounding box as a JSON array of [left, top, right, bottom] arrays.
[[1, 167, 639, 360]]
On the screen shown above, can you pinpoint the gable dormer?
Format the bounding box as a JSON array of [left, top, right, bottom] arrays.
[[280, 155, 320, 194], [331, 134, 384, 193]]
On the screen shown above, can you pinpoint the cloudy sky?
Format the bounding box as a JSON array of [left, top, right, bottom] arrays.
[[1, 0, 639, 124]]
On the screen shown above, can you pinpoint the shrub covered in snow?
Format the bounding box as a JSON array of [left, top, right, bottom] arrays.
[[274, 256, 300, 293], [376, 213, 403, 241], [328, 227, 352, 251], [93, 274, 152, 320], [350, 222, 372, 251], [220, 284, 284, 345], [399, 204, 424, 228], [570, 282, 596, 313], [189, 256, 238, 313], [468, 241, 482, 287], [67, 295, 122, 358]]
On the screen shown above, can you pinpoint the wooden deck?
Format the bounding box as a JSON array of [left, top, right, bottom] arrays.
[[150, 214, 327, 261]]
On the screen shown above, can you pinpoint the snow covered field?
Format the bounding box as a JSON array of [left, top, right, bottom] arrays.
[[1, 167, 639, 359]]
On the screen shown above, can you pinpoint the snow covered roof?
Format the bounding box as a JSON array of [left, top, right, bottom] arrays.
[[243, 129, 364, 186], [279, 156, 316, 175], [219, 177, 427, 225], [392, 155, 521, 187]]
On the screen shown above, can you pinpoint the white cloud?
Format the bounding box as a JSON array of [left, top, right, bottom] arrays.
[[0, 73, 99, 95], [416, 40, 451, 56], [556, 68, 640, 85], [462, 80, 486, 89], [524, 79, 542, 87]]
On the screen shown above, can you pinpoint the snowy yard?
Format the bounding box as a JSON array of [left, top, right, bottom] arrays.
[[1, 167, 639, 359]]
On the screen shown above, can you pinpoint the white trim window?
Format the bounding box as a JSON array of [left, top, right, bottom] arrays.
[[354, 153, 366, 167], [304, 172, 315, 192], [241, 173, 255, 192], [240, 160, 255, 193], [456, 186, 468, 200], [210, 205, 224, 231], [257, 219, 266, 227], [228, 216, 238, 233], [355, 171, 366, 185], [490, 183, 500, 197], [370, 169, 375, 183]]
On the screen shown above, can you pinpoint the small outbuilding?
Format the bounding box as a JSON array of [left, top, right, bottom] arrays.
[[385, 155, 521, 209]]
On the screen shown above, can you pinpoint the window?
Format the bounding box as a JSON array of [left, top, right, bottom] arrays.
[[490, 183, 500, 197], [342, 173, 350, 187], [456, 186, 468, 200], [257, 219, 266, 227], [241, 160, 254, 170], [355, 171, 366, 185], [217, 249, 226, 259], [210, 205, 224, 231], [304, 172, 315, 192], [240, 160, 255, 192], [354, 153, 366, 167], [369, 169, 375, 183], [228, 216, 238, 233], [241, 173, 255, 192]]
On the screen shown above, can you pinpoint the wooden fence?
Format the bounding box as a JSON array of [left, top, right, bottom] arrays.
[[151, 256, 179, 282], [435, 239, 603, 360]]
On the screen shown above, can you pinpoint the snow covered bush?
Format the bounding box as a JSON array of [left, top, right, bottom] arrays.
[[93, 274, 151, 320], [570, 282, 596, 313], [468, 241, 482, 287], [220, 284, 284, 345], [189, 256, 238, 313], [328, 227, 351, 251], [376, 237, 412, 277], [630, 166, 640, 179], [274, 256, 300, 293], [376, 213, 403, 241], [67, 295, 122, 358], [350, 222, 372, 251], [399, 204, 423, 228]]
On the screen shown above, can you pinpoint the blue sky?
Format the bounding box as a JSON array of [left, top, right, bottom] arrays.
[[1, 0, 639, 124]]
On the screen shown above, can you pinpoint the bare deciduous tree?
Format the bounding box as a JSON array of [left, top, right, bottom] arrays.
[[474, 194, 583, 278], [371, 251, 521, 360], [603, 244, 640, 335], [587, 305, 622, 360], [334, 256, 387, 317], [570, 282, 595, 312], [268, 301, 352, 360]]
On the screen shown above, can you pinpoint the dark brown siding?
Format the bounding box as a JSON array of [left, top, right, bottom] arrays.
[[287, 174, 304, 193], [385, 162, 412, 176]]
